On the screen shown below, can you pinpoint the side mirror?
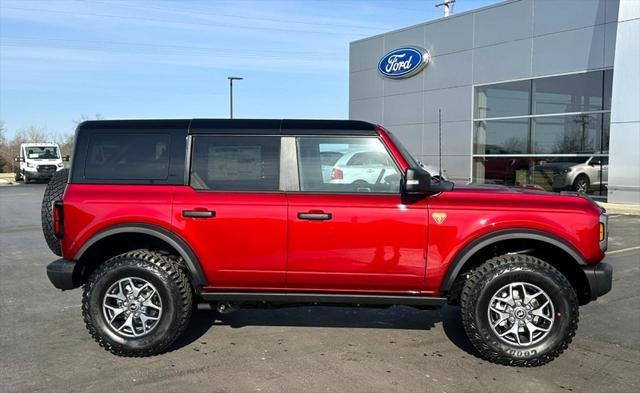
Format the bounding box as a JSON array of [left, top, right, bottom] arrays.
[[63, 155, 70, 162], [14, 156, 24, 162], [403, 168, 455, 195], [403, 168, 432, 194]]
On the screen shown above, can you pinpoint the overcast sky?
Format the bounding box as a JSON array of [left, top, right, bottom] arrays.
[[0, 0, 497, 137]]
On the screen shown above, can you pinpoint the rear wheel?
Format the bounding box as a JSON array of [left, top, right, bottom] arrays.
[[82, 250, 193, 357], [460, 254, 578, 367]]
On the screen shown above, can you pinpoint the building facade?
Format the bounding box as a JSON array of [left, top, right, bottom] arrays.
[[349, 0, 639, 204]]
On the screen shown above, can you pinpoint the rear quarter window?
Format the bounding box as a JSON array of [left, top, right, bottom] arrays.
[[84, 133, 170, 180]]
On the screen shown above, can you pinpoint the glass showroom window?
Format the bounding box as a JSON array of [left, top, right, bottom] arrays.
[[472, 70, 612, 197]]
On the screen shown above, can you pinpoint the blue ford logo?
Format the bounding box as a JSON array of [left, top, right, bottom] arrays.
[[378, 47, 430, 79]]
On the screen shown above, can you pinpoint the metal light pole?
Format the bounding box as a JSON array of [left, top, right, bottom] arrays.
[[227, 76, 243, 119]]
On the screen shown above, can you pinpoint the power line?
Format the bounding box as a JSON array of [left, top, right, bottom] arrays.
[[86, 0, 388, 32], [0, 36, 341, 58], [0, 5, 379, 37]]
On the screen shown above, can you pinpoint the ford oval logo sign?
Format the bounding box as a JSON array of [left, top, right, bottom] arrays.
[[378, 47, 430, 79]]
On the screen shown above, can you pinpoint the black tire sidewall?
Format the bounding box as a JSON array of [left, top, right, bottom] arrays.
[[573, 175, 589, 192], [87, 259, 180, 352], [41, 168, 68, 256], [471, 265, 574, 361]]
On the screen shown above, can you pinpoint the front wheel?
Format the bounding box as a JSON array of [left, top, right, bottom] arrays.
[[460, 254, 578, 367], [573, 174, 590, 193], [82, 250, 193, 357]]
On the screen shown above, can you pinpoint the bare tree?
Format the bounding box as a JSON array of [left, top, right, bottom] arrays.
[[74, 113, 104, 126], [0, 122, 8, 172]]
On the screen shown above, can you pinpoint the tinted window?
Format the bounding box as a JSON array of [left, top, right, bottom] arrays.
[[532, 113, 604, 154], [475, 80, 530, 119], [190, 136, 280, 191], [474, 118, 530, 155], [533, 71, 603, 114], [85, 133, 170, 180], [297, 137, 400, 193], [472, 156, 531, 186]]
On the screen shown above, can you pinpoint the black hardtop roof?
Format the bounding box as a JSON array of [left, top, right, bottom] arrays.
[[77, 119, 378, 135]]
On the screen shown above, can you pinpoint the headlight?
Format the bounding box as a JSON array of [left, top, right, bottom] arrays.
[[57, 162, 64, 168], [26, 162, 34, 168], [561, 169, 570, 174]]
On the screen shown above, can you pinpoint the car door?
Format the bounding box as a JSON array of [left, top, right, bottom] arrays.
[[286, 135, 428, 293], [172, 134, 287, 290]]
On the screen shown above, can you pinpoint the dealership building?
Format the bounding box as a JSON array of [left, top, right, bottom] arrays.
[[349, 0, 639, 204]]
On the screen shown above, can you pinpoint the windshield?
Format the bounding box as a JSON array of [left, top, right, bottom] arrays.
[[24, 146, 60, 160]]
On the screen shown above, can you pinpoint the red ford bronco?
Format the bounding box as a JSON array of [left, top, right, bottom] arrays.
[[44, 119, 612, 366]]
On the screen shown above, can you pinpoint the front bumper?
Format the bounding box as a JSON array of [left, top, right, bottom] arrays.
[[24, 166, 63, 179], [46, 259, 82, 290], [582, 262, 613, 301]]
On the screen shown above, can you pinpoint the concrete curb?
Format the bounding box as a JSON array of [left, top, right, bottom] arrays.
[[597, 202, 640, 215]]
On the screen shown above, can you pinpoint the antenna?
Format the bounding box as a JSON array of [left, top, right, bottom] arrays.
[[438, 108, 443, 178], [435, 0, 455, 17]]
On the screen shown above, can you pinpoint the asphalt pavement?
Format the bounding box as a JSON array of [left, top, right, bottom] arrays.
[[1, 183, 639, 393]]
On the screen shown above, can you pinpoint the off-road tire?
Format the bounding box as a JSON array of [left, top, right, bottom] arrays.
[[460, 254, 578, 367], [82, 250, 193, 357], [41, 169, 69, 256]]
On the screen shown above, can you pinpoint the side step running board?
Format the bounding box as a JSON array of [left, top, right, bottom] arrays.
[[200, 292, 447, 307]]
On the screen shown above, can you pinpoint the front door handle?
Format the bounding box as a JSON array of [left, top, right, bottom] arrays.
[[298, 212, 332, 221], [182, 209, 215, 218]]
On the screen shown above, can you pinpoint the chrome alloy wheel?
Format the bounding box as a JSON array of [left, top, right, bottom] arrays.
[[488, 282, 555, 347], [102, 277, 163, 338]]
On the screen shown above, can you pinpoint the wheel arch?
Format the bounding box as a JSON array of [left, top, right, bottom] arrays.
[[74, 223, 207, 289], [441, 229, 592, 305]]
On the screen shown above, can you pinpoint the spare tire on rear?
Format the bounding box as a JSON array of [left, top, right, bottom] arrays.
[[42, 169, 69, 256]]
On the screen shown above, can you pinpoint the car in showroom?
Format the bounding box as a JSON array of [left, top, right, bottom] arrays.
[[42, 119, 611, 367], [533, 154, 608, 193]]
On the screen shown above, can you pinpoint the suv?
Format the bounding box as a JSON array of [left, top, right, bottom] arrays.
[[44, 119, 612, 366]]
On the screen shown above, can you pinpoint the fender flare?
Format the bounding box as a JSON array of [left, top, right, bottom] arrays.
[[75, 223, 207, 288], [439, 228, 587, 293]]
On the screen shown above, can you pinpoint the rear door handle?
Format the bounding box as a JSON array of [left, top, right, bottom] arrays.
[[182, 210, 215, 218], [298, 212, 332, 221]]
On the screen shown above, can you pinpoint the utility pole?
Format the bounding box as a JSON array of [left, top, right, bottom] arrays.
[[435, 0, 455, 17], [227, 76, 243, 119]]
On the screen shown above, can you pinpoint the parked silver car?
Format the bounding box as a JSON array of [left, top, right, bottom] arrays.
[[534, 155, 608, 193]]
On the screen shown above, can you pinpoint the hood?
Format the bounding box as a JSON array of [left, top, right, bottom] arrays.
[[454, 183, 550, 195]]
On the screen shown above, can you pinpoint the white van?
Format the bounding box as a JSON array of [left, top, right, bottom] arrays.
[[15, 143, 67, 183]]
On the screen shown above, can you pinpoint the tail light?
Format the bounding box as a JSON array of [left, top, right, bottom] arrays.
[[53, 200, 64, 239], [331, 168, 343, 180]]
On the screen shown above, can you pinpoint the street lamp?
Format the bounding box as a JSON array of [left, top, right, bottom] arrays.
[[227, 76, 243, 119]]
